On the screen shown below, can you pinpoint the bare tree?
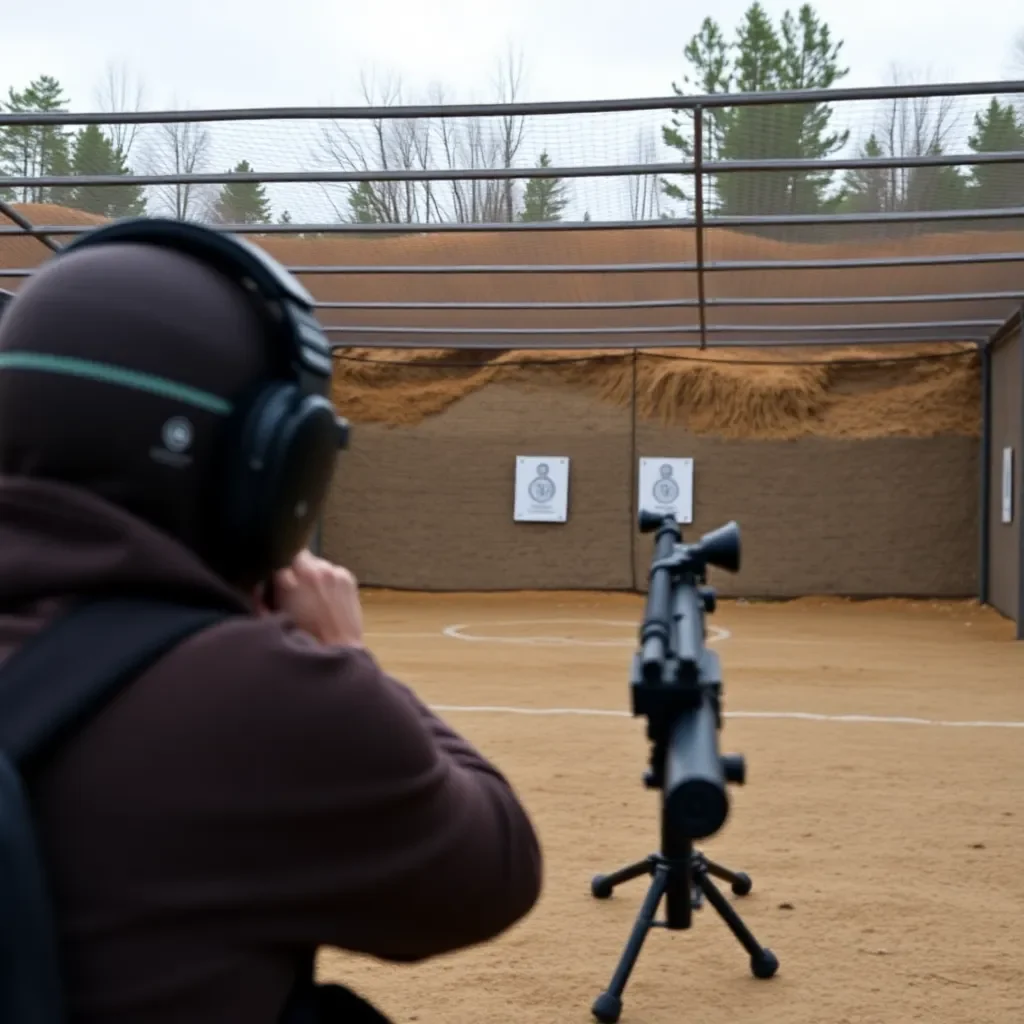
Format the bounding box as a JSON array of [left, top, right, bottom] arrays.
[[870, 64, 961, 211], [141, 106, 215, 221], [317, 53, 531, 225], [433, 51, 530, 225], [94, 61, 146, 162], [319, 73, 440, 224], [434, 83, 509, 224], [493, 46, 528, 222], [1013, 31, 1024, 119], [626, 128, 662, 220]]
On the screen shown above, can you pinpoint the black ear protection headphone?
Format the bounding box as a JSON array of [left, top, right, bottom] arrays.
[[57, 218, 349, 585]]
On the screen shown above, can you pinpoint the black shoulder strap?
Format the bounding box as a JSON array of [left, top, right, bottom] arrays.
[[0, 597, 238, 1024], [0, 597, 236, 773]]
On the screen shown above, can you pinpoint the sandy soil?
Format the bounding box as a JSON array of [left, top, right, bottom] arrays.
[[315, 591, 1024, 1024]]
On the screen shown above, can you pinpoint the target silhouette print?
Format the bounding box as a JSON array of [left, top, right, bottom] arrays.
[[652, 463, 680, 505], [528, 463, 557, 504]]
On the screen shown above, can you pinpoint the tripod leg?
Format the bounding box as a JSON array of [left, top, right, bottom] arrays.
[[701, 856, 753, 897], [592, 863, 670, 1024], [591, 856, 656, 899], [693, 870, 779, 980]]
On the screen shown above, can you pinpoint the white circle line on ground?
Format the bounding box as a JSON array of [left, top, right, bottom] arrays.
[[364, 631, 450, 639], [440, 619, 731, 647], [427, 704, 1024, 729]]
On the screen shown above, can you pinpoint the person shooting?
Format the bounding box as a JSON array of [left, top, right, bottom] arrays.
[[0, 220, 543, 1024]]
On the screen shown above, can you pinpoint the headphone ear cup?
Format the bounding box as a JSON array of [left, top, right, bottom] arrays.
[[216, 383, 295, 578], [261, 393, 341, 572], [216, 385, 339, 582]]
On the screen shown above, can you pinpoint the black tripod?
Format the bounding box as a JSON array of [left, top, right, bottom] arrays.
[[589, 845, 778, 1024]]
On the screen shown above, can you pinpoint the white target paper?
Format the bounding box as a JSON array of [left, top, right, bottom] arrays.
[[1003, 447, 1014, 524], [638, 457, 694, 524], [514, 456, 570, 523]]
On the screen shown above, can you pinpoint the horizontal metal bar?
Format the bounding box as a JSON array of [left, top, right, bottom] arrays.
[[2, 80, 1022, 126], [718, 290, 1024, 306], [0, 220, 686, 237], [4, 252, 1023, 278], [696, 80, 1024, 109], [328, 324, 699, 336], [329, 333, 987, 351], [0, 265, 650, 278], [0, 161, 692, 189], [708, 207, 1024, 228], [0, 264, 683, 278], [5, 149, 1022, 192], [288, 252, 1024, 273], [324, 318, 1001, 336], [317, 291, 1024, 311], [0, 284, 1010, 313], [702, 252, 1024, 272], [286, 251, 1024, 274], [263, 262, 684, 275], [320, 298, 704, 310], [3, 206, 1021, 241], [705, 150, 1024, 175]]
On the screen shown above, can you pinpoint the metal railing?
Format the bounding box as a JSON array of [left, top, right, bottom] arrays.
[[2, 78, 1024, 350]]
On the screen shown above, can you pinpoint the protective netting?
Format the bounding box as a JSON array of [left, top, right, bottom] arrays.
[[0, 91, 1021, 226], [1, 90, 1022, 350], [0, 208, 1021, 350], [2, 202, 1022, 347]]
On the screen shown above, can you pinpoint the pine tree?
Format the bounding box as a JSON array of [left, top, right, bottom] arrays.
[[519, 152, 569, 222], [838, 134, 892, 212], [662, 17, 731, 208], [212, 160, 272, 224], [838, 75, 969, 218], [773, 6, 849, 213], [662, 3, 849, 216], [903, 144, 968, 212], [347, 181, 382, 223], [65, 124, 146, 218], [967, 98, 1024, 209], [0, 76, 74, 205], [838, 132, 968, 217]]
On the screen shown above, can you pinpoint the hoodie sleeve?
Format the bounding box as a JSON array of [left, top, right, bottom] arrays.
[[177, 620, 544, 962]]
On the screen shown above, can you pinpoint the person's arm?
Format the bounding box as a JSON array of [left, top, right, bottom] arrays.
[[201, 624, 543, 962]]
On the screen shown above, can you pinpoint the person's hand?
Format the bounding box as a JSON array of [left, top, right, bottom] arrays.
[[261, 550, 364, 648]]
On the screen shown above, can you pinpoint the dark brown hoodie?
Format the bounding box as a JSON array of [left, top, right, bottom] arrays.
[[0, 246, 543, 1023]]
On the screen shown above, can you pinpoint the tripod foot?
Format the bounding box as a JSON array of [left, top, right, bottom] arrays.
[[731, 872, 752, 897], [591, 991, 623, 1024], [751, 948, 779, 979], [591, 875, 614, 900]]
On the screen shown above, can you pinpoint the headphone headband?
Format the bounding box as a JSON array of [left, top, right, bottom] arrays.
[[59, 218, 333, 394]]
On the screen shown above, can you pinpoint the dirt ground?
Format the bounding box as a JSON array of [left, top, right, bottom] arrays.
[[316, 591, 1024, 1024]]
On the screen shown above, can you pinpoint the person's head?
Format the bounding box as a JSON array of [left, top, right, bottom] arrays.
[[0, 219, 347, 588]]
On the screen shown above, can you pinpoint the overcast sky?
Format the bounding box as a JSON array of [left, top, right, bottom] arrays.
[[5, 0, 1023, 110], [4, 0, 1024, 221]]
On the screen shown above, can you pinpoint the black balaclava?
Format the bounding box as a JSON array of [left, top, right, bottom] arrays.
[[0, 242, 276, 568]]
